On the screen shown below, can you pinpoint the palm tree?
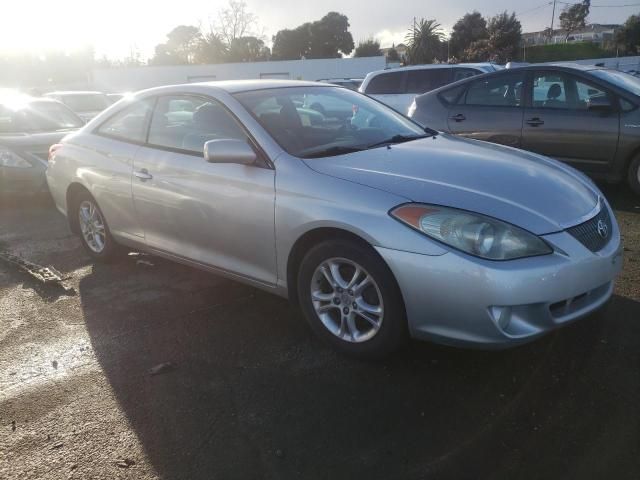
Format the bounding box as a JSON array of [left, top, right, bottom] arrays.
[[405, 19, 444, 64]]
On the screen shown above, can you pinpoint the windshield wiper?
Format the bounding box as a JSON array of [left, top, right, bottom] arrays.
[[301, 145, 366, 159], [366, 134, 429, 149]]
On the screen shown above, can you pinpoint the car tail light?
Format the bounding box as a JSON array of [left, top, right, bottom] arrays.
[[48, 144, 62, 161]]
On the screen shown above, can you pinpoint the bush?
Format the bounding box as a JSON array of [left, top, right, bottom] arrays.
[[520, 42, 614, 63]]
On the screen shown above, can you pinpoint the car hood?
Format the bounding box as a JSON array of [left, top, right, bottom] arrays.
[[303, 134, 599, 235]]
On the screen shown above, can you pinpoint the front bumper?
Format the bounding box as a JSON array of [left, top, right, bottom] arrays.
[[376, 217, 623, 349]]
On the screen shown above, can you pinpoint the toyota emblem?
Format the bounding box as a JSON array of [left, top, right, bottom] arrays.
[[597, 219, 608, 239]]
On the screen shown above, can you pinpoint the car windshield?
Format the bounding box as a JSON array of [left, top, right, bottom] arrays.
[[59, 93, 110, 112], [590, 69, 640, 97], [0, 100, 84, 133], [234, 86, 429, 158]]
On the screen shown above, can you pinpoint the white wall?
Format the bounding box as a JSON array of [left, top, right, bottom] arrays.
[[90, 57, 388, 92]]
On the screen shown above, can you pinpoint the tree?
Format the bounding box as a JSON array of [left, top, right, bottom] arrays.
[[405, 19, 444, 64], [386, 47, 401, 62], [151, 25, 202, 65], [354, 39, 383, 57], [449, 11, 488, 59], [616, 14, 640, 54], [271, 25, 311, 60], [272, 12, 354, 60], [460, 11, 521, 63], [308, 12, 354, 58], [214, 0, 259, 45], [461, 38, 492, 62], [559, 0, 591, 41], [196, 32, 228, 64], [227, 36, 270, 62]]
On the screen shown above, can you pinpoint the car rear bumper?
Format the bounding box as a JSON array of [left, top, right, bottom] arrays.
[[376, 222, 623, 349]]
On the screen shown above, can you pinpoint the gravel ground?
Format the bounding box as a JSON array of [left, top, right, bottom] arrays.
[[0, 186, 639, 480]]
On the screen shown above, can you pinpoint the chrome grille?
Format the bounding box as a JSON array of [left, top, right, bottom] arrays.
[[567, 204, 612, 252]]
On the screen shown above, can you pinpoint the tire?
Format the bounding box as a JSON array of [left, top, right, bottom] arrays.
[[297, 239, 407, 359], [628, 154, 640, 196], [72, 191, 121, 262]]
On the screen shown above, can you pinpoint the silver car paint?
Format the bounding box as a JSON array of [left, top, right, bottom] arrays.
[[46, 81, 622, 348], [303, 134, 598, 234]]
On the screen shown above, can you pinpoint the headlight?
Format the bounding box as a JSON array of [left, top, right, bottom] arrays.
[[391, 204, 553, 260], [0, 148, 31, 168]]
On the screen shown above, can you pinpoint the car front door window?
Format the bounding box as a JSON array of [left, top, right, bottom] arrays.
[[532, 73, 569, 109], [147, 95, 249, 155]]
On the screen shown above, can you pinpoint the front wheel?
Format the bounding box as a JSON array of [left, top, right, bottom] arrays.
[[297, 239, 407, 358], [628, 154, 640, 195]]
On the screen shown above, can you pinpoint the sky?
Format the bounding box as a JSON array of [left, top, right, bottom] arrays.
[[1, 0, 639, 60]]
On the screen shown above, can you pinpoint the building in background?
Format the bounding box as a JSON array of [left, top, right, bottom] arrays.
[[523, 24, 620, 47]]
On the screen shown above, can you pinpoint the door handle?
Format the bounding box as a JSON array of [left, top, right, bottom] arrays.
[[526, 117, 545, 127], [450, 113, 466, 122], [134, 168, 153, 181]]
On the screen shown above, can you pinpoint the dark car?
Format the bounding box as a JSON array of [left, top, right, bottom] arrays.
[[408, 63, 640, 194], [0, 94, 83, 195]]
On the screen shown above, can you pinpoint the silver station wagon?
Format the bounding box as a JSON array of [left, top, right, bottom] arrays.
[[46, 80, 623, 357]]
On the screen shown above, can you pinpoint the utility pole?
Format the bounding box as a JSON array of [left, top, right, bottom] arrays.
[[550, 0, 557, 44]]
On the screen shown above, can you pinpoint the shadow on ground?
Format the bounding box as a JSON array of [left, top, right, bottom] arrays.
[[78, 255, 640, 479]]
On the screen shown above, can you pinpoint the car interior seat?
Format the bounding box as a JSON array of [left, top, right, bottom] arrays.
[[181, 103, 243, 152], [544, 83, 564, 108]]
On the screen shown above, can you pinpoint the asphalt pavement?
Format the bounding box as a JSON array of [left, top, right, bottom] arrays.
[[1, 188, 639, 480]]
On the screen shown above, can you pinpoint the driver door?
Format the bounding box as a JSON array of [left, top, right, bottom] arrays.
[[521, 70, 620, 174], [132, 94, 277, 285]]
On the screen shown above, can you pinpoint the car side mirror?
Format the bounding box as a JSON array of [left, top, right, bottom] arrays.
[[587, 96, 613, 112], [204, 139, 257, 166]]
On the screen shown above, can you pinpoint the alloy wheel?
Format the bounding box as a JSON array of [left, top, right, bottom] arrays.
[[310, 257, 384, 343], [78, 200, 106, 253]]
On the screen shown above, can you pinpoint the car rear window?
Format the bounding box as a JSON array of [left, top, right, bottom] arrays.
[[364, 71, 406, 95], [59, 94, 110, 112], [452, 68, 481, 82], [0, 101, 83, 133]]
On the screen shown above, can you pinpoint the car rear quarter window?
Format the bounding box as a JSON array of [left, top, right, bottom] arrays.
[[406, 68, 451, 94], [438, 84, 467, 105], [96, 99, 154, 143], [464, 72, 525, 107], [364, 71, 406, 95]]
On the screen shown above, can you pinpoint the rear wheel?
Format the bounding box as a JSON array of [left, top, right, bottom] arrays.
[[73, 191, 120, 262], [297, 239, 407, 358], [628, 154, 640, 195]]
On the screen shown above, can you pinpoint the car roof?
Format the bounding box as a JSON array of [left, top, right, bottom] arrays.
[[190, 79, 325, 93], [360, 63, 499, 87], [415, 63, 621, 101], [513, 62, 608, 72], [375, 63, 495, 72], [45, 91, 107, 96], [133, 80, 338, 98]]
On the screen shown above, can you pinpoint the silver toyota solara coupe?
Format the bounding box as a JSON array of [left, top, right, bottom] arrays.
[[46, 80, 623, 358]]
